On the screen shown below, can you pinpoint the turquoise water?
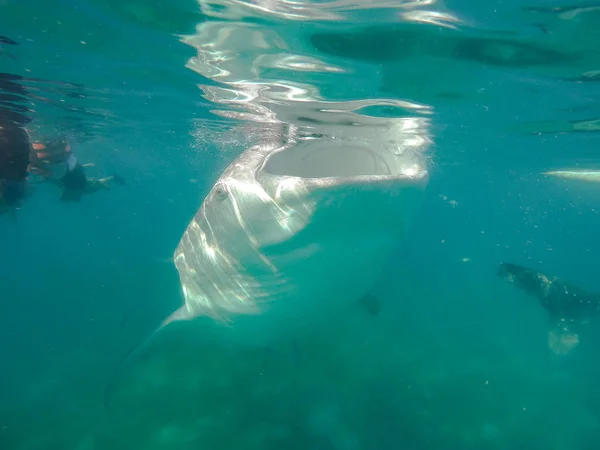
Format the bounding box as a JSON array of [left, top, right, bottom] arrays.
[[1, 0, 600, 449]]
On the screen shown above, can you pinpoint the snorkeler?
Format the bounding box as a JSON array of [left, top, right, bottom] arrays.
[[28, 135, 125, 202], [57, 160, 125, 203], [0, 71, 35, 214], [28, 135, 73, 179], [0, 120, 32, 213]]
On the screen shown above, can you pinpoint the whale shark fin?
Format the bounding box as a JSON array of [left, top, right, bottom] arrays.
[[547, 317, 580, 356], [103, 307, 188, 411], [161, 306, 195, 327], [103, 325, 162, 411]]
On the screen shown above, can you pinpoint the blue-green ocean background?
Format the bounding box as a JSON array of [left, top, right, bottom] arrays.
[[1, 0, 600, 449]]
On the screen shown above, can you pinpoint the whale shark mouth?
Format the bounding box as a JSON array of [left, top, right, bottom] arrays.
[[262, 139, 425, 180]]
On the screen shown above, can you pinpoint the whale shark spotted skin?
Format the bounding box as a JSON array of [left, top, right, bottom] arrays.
[[497, 262, 600, 355], [168, 126, 429, 345]]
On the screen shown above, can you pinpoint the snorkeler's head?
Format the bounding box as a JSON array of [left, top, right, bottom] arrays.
[[48, 136, 70, 152]]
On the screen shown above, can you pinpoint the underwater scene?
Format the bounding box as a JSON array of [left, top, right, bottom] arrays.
[[1, 0, 600, 449]]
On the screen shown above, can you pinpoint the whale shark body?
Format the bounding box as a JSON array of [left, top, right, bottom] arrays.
[[102, 0, 436, 410], [168, 125, 428, 345], [497, 262, 600, 355], [103, 125, 428, 408]]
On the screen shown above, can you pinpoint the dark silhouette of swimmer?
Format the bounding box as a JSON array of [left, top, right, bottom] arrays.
[[0, 124, 31, 210], [0, 71, 33, 213], [497, 262, 600, 355], [1, 39, 101, 211], [29, 136, 125, 202], [58, 163, 125, 203]]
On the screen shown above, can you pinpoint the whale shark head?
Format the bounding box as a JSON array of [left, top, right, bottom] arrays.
[[168, 126, 428, 343]]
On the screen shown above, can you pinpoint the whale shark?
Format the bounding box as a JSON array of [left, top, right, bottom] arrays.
[[103, 124, 428, 408], [169, 124, 428, 345], [497, 262, 600, 355]]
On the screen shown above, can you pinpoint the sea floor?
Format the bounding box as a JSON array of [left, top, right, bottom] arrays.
[[2, 297, 598, 450]]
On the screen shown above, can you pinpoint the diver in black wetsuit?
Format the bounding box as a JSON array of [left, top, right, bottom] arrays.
[[497, 262, 600, 355], [0, 122, 31, 209], [0, 72, 33, 213], [29, 136, 126, 202]]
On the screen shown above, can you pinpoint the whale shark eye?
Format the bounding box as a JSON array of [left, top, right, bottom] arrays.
[[213, 184, 228, 201]]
